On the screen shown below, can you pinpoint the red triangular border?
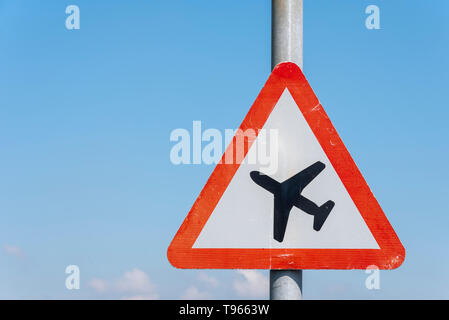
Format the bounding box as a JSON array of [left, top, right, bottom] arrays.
[[167, 62, 405, 269]]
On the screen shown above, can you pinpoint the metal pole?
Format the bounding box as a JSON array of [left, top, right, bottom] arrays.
[[272, 0, 303, 70], [270, 0, 303, 300], [270, 270, 303, 300]]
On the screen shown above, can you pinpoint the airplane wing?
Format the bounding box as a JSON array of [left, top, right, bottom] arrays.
[[250, 171, 280, 194], [283, 161, 325, 190]]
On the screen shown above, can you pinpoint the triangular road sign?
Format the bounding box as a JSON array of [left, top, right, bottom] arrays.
[[168, 62, 405, 269]]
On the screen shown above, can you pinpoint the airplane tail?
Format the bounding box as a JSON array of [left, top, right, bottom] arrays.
[[313, 200, 335, 231]]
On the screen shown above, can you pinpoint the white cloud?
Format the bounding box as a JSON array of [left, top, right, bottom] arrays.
[[181, 286, 211, 300], [88, 268, 159, 299], [198, 272, 219, 288], [88, 278, 108, 293], [3, 244, 24, 258], [233, 270, 268, 299], [116, 268, 156, 294]]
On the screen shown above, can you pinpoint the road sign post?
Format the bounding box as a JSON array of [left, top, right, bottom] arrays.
[[167, 0, 404, 301], [271, 0, 304, 300]]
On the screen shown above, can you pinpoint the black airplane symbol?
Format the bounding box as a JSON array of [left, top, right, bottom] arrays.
[[250, 161, 335, 243]]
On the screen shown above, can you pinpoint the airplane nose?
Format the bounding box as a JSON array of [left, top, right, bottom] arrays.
[[250, 171, 262, 184], [250, 171, 259, 180]]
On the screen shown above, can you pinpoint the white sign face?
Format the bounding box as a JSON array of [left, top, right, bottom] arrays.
[[193, 89, 379, 249]]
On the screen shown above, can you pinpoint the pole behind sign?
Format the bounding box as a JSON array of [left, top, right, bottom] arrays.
[[270, 0, 304, 300]]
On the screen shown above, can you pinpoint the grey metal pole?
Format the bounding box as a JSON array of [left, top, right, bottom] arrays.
[[270, 0, 304, 300], [272, 0, 303, 70], [270, 270, 303, 300]]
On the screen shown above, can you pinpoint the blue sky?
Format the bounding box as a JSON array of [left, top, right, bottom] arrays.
[[0, 0, 448, 299]]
